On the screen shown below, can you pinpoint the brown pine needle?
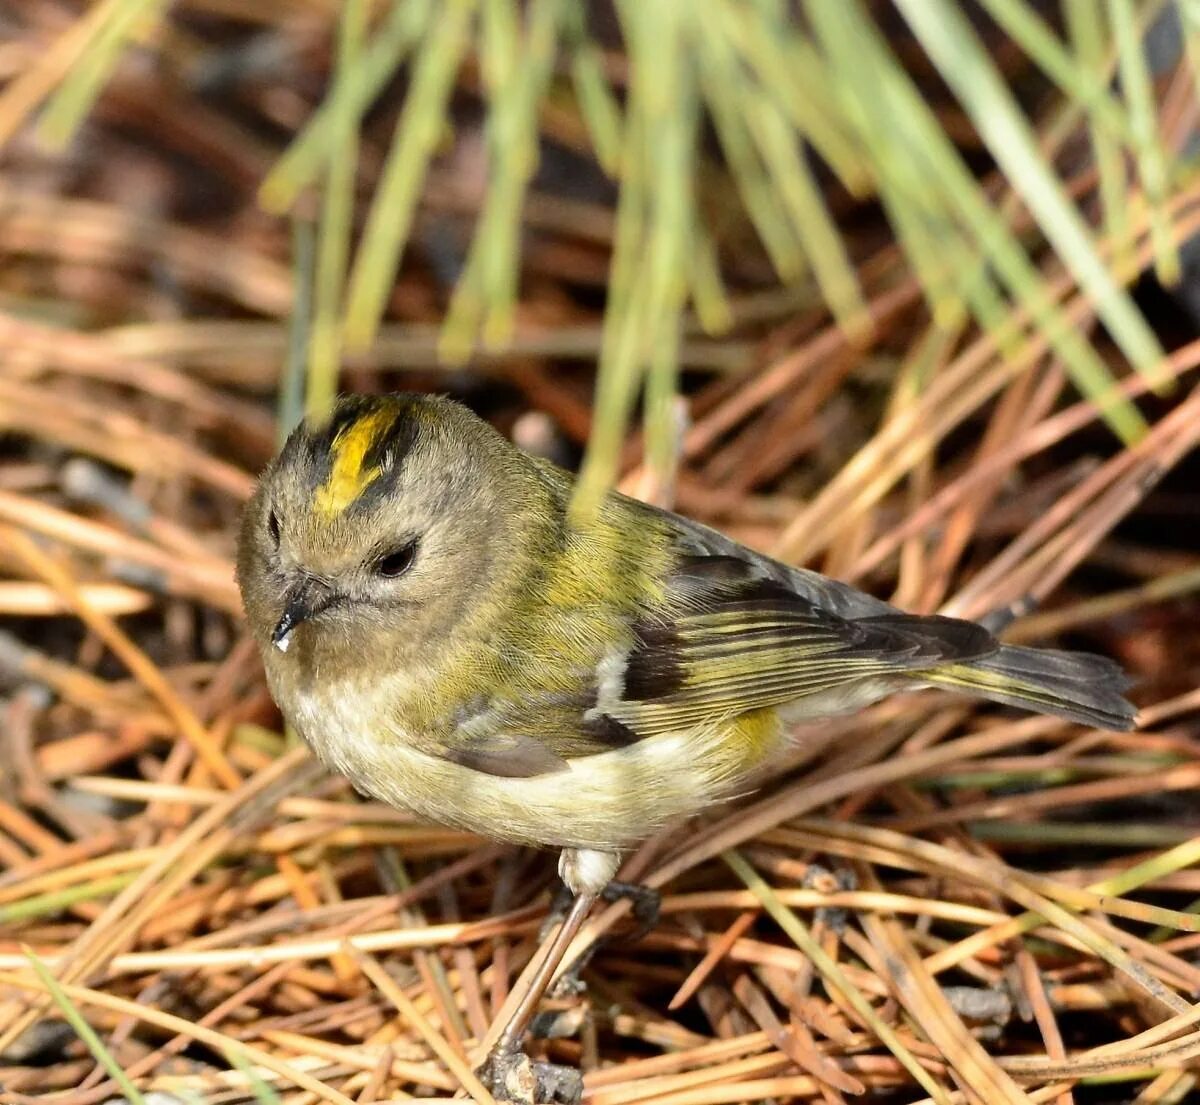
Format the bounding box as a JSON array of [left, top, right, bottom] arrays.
[[344, 943, 497, 1105]]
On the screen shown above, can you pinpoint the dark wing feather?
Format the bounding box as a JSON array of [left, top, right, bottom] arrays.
[[444, 733, 570, 777], [610, 552, 998, 734], [624, 496, 900, 620]]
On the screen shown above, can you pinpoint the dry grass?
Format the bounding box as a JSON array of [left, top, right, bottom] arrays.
[[2, 5, 1200, 1104]]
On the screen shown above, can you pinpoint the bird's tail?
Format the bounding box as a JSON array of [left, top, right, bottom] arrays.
[[921, 645, 1137, 731]]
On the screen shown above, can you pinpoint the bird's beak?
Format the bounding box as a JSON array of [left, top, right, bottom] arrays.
[[272, 579, 335, 653]]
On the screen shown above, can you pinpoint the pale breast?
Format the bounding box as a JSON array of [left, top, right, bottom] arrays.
[[272, 663, 771, 853]]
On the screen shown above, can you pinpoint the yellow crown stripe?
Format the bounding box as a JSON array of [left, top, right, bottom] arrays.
[[314, 408, 397, 517]]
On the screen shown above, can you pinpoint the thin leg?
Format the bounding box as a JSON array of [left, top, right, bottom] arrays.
[[538, 880, 577, 942], [480, 849, 619, 1103], [493, 890, 596, 1057], [539, 877, 658, 942], [481, 890, 597, 1103], [547, 881, 660, 1000]]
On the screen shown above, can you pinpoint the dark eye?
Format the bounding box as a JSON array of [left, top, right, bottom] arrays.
[[267, 509, 281, 545], [375, 539, 418, 578]]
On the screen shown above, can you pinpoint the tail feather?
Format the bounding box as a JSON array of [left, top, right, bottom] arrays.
[[922, 644, 1136, 731]]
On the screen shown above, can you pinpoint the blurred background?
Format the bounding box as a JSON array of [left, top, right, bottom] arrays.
[[1, 2, 1200, 1102]]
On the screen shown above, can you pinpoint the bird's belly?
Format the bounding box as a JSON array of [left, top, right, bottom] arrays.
[[281, 678, 780, 852]]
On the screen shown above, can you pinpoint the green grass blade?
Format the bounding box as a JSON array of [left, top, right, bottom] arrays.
[[226, 1045, 284, 1105], [0, 874, 137, 925], [281, 217, 315, 444], [259, 0, 434, 213], [740, 88, 869, 336], [343, 0, 477, 350], [307, 0, 369, 419], [812, 0, 1146, 443], [808, 4, 964, 323], [1065, 0, 1133, 276], [38, 0, 166, 149], [574, 0, 695, 517], [895, 0, 1165, 393], [643, 298, 683, 494], [688, 221, 733, 335], [442, 0, 564, 359], [567, 29, 623, 175], [978, 0, 1135, 146], [721, 0, 871, 194], [693, 21, 807, 282], [25, 949, 147, 1105], [1107, 0, 1180, 285]]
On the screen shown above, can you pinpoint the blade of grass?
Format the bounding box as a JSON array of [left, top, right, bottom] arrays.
[[37, 0, 167, 149], [259, 0, 435, 213], [721, 0, 871, 195], [566, 26, 623, 176], [1065, 0, 1133, 276], [692, 19, 807, 283], [0, 0, 119, 149], [1107, 0, 1180, 284], [896, 0, 1166, 397], [344, 0, 476, 350], [281, 217, 314, 443], [574, 0, 695, 516], [0, 874, 138, 925], [441, 0, 564, 359], [688, 221, 733, 335], [225, 1046, 284, 1105], [24, 948, 147, 1105], [979, 0, 1135, 146], [739, 84, 869, 336], [811, 1, 1144, 443], [307, 0, 369, 419]]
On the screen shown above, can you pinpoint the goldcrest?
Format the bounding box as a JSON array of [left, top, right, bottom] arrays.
[[237, 393, 1135, 900]]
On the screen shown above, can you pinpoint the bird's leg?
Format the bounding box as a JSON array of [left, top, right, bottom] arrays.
[[537, 880, 577, 941], [546, 880, 660, 999], [481, 891, 595, 1104], [539, 876, 659, 943], [495, 890, 596, 1059], [479, 849, 619, 1105]]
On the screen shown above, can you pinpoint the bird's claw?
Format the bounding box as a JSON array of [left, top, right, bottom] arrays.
[[603, 879, 661, 938], [479, 1049, 583, 1105]]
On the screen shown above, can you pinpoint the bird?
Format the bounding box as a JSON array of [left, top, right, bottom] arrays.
[[236, 391, 1135, 1100]]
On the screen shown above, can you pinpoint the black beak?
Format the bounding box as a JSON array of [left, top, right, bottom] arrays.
[[272, 579, 336, 652]]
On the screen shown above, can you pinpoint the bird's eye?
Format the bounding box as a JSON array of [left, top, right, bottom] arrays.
[[375, 540, 418, 578], [267, 509, 281, 545]]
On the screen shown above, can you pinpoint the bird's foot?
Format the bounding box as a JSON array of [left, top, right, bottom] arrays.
[[602, 879, 661, 936], [548, 880, 660, 998], [478, 1047, 583, 1105]]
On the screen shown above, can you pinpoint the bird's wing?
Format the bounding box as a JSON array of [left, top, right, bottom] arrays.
[[438, 696, 642, 773], [599, 552, 998, 735], [624, 494, 900, 619], [419, 494, 998, 774]]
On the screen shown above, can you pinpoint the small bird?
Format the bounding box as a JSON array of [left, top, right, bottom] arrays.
[[237, 392, 1135, 1098]]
